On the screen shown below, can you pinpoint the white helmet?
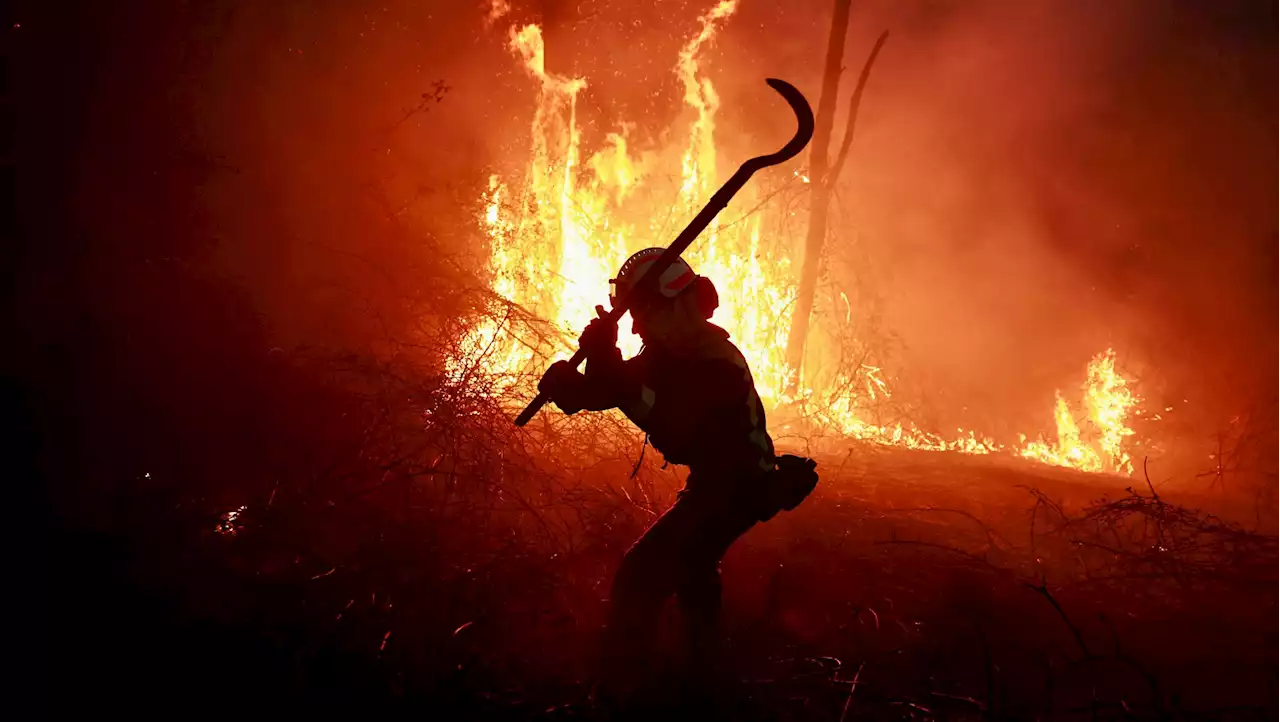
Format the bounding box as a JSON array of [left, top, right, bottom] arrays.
[[609, 247, 697, 306]]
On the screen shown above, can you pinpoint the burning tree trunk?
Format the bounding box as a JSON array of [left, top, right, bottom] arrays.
[[540, 0, 574, 77], [784, 0, 887, 392]]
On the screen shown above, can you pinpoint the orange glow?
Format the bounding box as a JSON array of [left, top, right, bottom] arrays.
[[1019, 349, 1138, 474], [458, 12, 1145, 476]]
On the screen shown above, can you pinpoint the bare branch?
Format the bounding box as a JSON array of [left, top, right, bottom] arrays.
[[827, 30, 890, 185]]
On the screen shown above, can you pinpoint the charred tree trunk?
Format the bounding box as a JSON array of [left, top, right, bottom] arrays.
[[541, 0, 574, 77], [785, 0, 852, 391], [785, 10, 888, 393]]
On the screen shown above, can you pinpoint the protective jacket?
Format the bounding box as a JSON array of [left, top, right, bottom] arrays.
[[549, 322, 775, 489]]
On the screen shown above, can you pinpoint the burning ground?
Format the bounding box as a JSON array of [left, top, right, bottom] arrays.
[[11, 0, 1277, 719]]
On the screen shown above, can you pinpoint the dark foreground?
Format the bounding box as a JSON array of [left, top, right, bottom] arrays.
[[22, 373, 1275, 720]]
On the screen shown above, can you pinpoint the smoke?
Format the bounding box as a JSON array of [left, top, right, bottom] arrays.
[[717, 0, 1276, 441]]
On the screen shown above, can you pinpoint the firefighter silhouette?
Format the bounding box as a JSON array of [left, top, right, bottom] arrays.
[[538, 248, 817, 701]]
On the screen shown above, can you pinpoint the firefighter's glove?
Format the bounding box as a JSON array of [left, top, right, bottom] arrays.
[[578, 305, 618, 360], [538, 361, 584, 415]]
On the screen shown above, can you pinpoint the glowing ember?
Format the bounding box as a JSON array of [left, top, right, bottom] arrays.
[[458, 8, 1146, 476], [216, 505, 247, 536], [485, 0, 510, 25]]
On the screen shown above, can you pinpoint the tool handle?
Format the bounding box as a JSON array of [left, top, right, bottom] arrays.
[[513, 390, 550, 427], [514, 347, 586, 426]]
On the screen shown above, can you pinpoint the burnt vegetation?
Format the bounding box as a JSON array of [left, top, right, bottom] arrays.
[[25, 325, 1277, 719]]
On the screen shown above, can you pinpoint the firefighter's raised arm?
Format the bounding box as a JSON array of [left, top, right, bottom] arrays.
[[538, 306, 638, 414]]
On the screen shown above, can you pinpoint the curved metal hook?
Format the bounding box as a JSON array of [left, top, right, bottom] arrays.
[[747, 78, 816, 170]]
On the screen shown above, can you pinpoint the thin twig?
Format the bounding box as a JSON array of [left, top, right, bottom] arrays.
[[827, 30, 890, 185], [838, 661, 864, 722]]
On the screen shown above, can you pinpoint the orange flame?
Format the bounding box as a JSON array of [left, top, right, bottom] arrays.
[[1019, 349, 1138, 474], [461, 9, 1145, 476]]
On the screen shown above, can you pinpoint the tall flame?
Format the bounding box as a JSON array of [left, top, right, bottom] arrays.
[[671, 0, 798, 402], [469, 7, 799, 396], [676, 0, 737, 205]]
